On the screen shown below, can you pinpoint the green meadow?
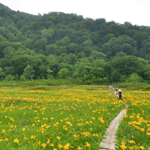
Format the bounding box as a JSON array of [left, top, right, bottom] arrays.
[[0, 85, 149, 150]]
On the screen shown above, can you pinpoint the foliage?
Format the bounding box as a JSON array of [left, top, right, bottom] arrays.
[[116, 91, 150, 149], [0, 3, 150, 83]]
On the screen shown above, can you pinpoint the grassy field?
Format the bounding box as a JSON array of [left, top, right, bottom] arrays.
[[116, 91, 150, 150], [0, 85, 149, 150]]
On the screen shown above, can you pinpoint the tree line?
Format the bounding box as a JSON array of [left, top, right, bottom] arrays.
[[0, 3, 150, 84]]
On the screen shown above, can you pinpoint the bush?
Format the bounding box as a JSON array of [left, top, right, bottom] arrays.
[[4, 75, 15, 81], [126, 73, 143, 83]]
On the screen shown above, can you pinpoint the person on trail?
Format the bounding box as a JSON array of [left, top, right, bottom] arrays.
[[114, 88, 118, 97], [118, 90, 122, 100]]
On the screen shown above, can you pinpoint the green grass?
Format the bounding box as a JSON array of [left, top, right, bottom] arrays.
[[116, 91, 150, 149], [0, 86, 125, 150]]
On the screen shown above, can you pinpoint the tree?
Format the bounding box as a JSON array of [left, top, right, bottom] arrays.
[[68, 43, 79, 54], [45, 44, 57, 55], [143, 65, 150, 81], [46, 54, 59, 76], [126, 73, 143, 82], [102, 35, 137, 58], [58, 68, 70, 79], [41, 28, 54, 43], [10, 55, 35, 76], [110, 56, 143, 82], [34, 38, 47, 53], [4, 75, 15, 81], [47, 69, 53, 79], [93, 59, 106, 68], [3, 46, 15, 58], [22, 65, 35, 80], [90, 51, 106, 60], [0, 67, 6, 80]]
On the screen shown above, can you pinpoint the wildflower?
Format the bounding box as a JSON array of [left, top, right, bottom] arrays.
[[31, 135, 36, 139], [129, 140, 136, 144], [47, 138, 50, 143], [2, 129, 5, 133], [57, 136, 61, 141], [141, 128, 145, 132], [64, 143, 70, 149], [147, 132, 150, 135], [85, 142, 90, 147], [66, 121, 72, 126], [41, 143, 47, 148], [58, 144, 63, 149], [0, 139, 3, 142], [50, 143, 54, 147], [120, 141, 127, 150], [124, 115, 128, 118], [77, 146, 82, 150], [140, 146, 145, 150], [22, 128, 25, 131], [4, 138, 8, 141], [13, 138, 19, 143]]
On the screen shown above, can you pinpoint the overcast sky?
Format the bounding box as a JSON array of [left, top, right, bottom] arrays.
[[0, 0, 150, 26]]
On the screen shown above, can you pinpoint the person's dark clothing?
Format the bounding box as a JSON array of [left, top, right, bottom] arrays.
[[118, 91, 122, 100]]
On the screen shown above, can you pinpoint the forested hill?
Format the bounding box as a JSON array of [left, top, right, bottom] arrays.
[[0, 3, 150, 84]]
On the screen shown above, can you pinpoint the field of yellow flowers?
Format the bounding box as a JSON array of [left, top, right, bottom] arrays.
[[116, 91, 150, 150], [0, 85, 149, 150]]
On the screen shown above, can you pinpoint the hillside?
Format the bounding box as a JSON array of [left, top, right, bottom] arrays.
[[0, 3, 150, 84]]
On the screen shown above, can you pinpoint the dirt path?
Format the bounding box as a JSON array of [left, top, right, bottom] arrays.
[[99, 106, 127, 150]]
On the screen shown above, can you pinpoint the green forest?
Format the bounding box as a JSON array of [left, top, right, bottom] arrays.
[[0, 3, 150, 85]]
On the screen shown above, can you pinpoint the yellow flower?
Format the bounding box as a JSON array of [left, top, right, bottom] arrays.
[[4, 138, 8, 141], [2, 129, 5, 133], [31, 135, 36, 139], [85, 142, 90, 147], [58, 144, 63, 149], [50, 143, 54, 147], [22, 128, 25, 131], [13, 138, 19, 143], [120, 141, 127, 150], [64, 143, 70, 149], [77, 146, 82, 150], [41, 143, 47, 148], [57, 136, 61, 141], [0, 139, 3, 142], [120, 145, 127, 150], [129, 140, 136, 144], [47, 138, 50, 143], [147, 132, 150, 135], [140, 146, 145, 150]]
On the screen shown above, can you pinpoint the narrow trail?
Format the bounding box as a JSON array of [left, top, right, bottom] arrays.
[[99, 105, 128, 150]]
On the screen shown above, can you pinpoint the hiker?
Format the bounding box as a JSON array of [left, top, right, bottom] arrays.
[[118, 90, 122, 100], [109, 85, 114, 92], [109, 85, 112, 90], [114, 88, 118, 97]]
